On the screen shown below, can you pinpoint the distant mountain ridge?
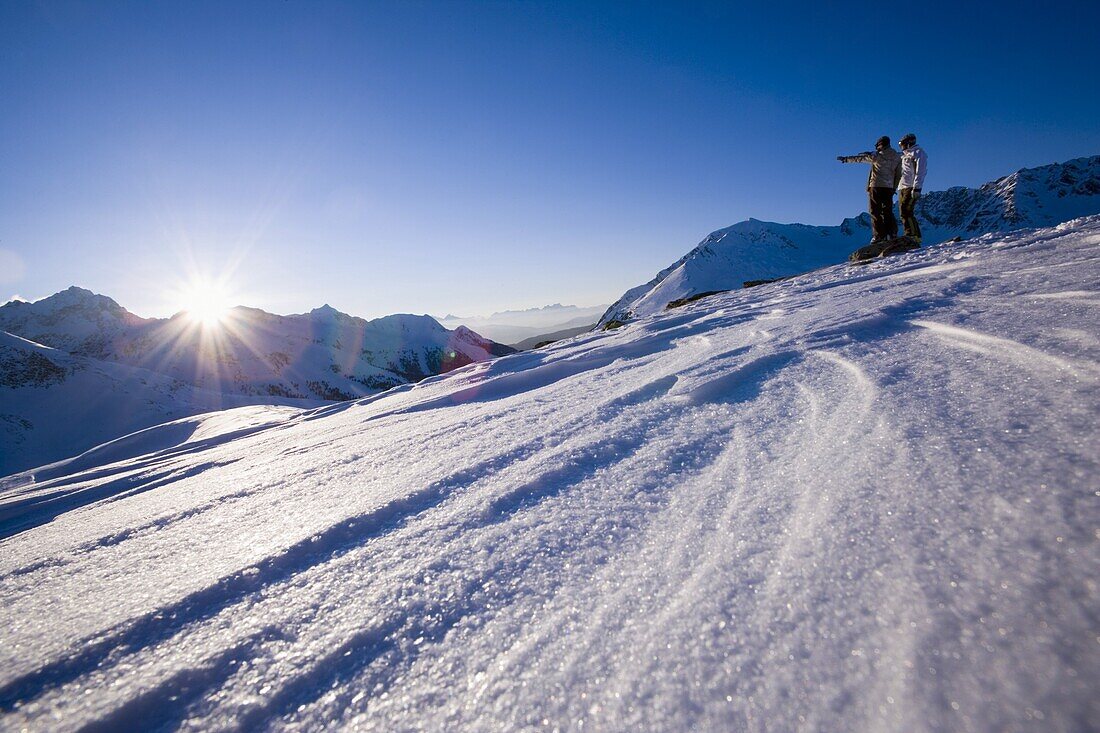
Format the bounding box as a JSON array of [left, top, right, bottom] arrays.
[[437, 303, 607, 345], [0, 292, 515, 474], [0, 288, 514, 401], [439, 303, 605, 324], [600, 155, 1100, 325]]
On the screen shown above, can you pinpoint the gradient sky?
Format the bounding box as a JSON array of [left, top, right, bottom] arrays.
[[2, 0, 1097, 320]]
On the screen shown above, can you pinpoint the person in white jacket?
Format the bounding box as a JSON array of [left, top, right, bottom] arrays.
[[897, 133, 928, 243]]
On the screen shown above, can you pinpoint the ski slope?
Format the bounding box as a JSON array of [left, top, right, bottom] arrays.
[[2, 218, 1098, 732]]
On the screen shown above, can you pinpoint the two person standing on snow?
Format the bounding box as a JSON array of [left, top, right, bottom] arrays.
[[838, 134, 927, 244]]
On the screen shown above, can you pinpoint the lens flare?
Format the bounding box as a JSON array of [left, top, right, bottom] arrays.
[[177, 277, 235, 327]]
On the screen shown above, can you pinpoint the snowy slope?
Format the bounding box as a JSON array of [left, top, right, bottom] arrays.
[[1, 218, 1098, 731], [600, 155, 1100, 325], [0, 331, 319, 476], [0, 290, 516, 401]]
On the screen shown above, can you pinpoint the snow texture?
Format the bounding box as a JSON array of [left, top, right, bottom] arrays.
[[600, 155, 1100, 325], [1, 217, 1099, 732]]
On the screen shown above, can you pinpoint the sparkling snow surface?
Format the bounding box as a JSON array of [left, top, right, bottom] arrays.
[[2, 219, 1099, 732]]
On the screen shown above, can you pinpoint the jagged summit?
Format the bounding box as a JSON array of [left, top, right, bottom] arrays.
[[56, 285, 101, 299], [22, 285, 123, 312], [920, 156, 1100, 233], [0, 285, 150, 356], [600, 155, 1100, 326]]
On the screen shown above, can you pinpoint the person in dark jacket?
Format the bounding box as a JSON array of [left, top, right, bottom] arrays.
[[838, 136, 903, 243]]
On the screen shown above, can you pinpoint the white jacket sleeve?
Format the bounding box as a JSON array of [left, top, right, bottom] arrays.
[[914, 148, 928, 190]]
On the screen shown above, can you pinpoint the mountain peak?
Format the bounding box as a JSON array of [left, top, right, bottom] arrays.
[[305, 304, 363, 326], [0, 285, 136, 321], [368, 313, 443, 330], [50, 285, 121, 308]]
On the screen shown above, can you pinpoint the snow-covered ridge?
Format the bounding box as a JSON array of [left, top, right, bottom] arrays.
[[0, 290, 515, 401], [600, 155, 1100, 325], [0, 293, 515, 475], [1, 217, 1096, 731], [920, 155, 1100, 232]]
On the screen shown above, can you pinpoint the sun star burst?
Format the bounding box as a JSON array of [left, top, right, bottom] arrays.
[[177, 277, 235, 327]]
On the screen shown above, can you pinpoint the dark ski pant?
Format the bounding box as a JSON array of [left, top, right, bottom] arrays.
[[899, 187, 922, 241], [868, 187, 898, 241]]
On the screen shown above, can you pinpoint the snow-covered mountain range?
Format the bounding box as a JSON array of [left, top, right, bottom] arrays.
[[0, 289, 515, 398], [0, 291, 513, 474], [2, 216, 1096, 731], [600, 155, 1100, 325]]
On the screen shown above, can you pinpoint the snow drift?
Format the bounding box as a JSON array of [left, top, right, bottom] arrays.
[[1, 217, 1097, 731]]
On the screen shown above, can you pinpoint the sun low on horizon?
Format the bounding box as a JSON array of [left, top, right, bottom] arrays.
[[172, 275, 238, 328]]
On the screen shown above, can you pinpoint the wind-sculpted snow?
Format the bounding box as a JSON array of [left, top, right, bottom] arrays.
[[2, 218, 1099, 731]]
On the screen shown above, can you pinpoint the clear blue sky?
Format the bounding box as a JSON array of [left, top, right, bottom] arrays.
[[2, 0, 1097, 319]]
